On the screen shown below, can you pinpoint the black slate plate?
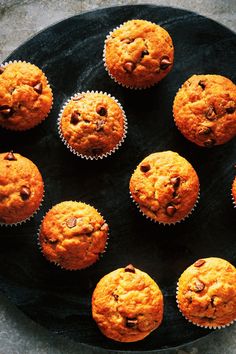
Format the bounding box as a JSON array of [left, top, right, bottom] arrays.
[[0, 4, 236, 352]]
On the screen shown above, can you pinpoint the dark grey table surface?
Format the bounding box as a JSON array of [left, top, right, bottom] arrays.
[[0, 1, 236, 353]]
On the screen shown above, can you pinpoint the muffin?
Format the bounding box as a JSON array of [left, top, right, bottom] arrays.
[[129, 151, 199, 224], [59, 91, 127, 159], [104, 19, 174, 89], [0, 61, 53, 130], [0, 151, 44, 225], [177, 257, 236, 328], [38, 201, 109, 270], [232, 176, 236, 207], [173, 74, 236, 147], [92, 264, 163, 342]]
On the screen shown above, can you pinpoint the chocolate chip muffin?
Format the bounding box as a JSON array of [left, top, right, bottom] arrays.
[[232, 176, 236, 207], [104, 19, 174, 88], [92, 264, 163, 342], [59, 91, 127, 159], [177, 257, 236, 328], [129, 151, 199, 224], [0, 151, 44, 225], [173, 74, 236, 147], [0, 61, 53, 130], [39, 201, 109, 270]]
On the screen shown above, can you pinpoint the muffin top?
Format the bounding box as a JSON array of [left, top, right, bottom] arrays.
[[173, 74, 236, 147], [0, 62, 52, 130], [0, 152, 44, 224], [177, 257, 236, 328], [129, 151, 199, 224], [39, 201, 109, 270], [105, 19, 174, 88], [92, 264, 163, 342], [60, 92, 125, 158], [232, 177, 236, 204]]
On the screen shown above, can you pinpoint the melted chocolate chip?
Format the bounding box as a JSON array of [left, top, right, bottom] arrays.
[[205, 105, 217, 121], [124, 61, 135, 73], [0, 67, 5, 74], [0, 105, 14, 118], [166, 204, 176, 217], [33, 82, 42, 94], [112, 293, 119, 301], [96, 105, 107, 116], [160, 57, 172, 70], [126, 318, 138, 328], [204, 139, 216, 147], [198, 126, 212, 136], [125, 264, 135, 273], [20, 186, 31, 200], [194, 259, 206, 267], [70, 112, 80, 125], [141, 50, 149, 58], [226, 106, 236, 114], [4, 151, 17, 161], [198, 80, 206, 90], [171, 177, 180, 189], [194, 279, 205, 292], [66, 217, 77, 228], [140, 163, 150, 173]]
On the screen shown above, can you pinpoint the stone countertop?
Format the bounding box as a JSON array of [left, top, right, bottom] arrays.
[[0, 0, 236, 353]]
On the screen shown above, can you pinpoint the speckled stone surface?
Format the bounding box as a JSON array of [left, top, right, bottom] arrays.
[[0, 1, 236, 353]]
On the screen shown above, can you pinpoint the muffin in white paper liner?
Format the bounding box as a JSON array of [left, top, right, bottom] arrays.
[[0, 60, 53, 131], [58, 90, 127, 160], [103, 20, 174, 90], [37, 201, 109, 271]]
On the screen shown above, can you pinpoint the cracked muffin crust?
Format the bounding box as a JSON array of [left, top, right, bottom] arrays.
[[129, 151, 199, 224], [177, 257, 236, 328], [173, 74, 236, 147], [59, 92, 126, 158], [92, 264, 163, 342], [0, 152, 44, 224], [232, 176, 236, 206], [104, 19, 174, 88], [0, 61, 53, 130], [39, 201, 109, 270]]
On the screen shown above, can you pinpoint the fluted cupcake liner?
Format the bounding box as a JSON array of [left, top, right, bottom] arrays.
[[0, 184, 45, 227], [0, 60, 53, 131], [176, 281, 236, 329], [57, 90, 128, 160], [129, 190, 200, 226], [103, 20, 169, 90], [37, 201, 109, 271]]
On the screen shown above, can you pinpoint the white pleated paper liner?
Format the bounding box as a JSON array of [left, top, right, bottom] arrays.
[[103, 20, 173, 90], [37, 201, 109, 271], [176, 281, 235, 329], [129, 189, 200, 226], [0, 60, 53, 131], [57, 90, 128, 160], [0, 185, 45, 227]]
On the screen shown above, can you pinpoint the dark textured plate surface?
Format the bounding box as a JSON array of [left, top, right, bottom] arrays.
[[0, 4, 236, 352]]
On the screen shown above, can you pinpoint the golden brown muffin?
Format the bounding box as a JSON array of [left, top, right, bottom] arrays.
[[232, 176, 236, 206], [0, 61, 53, 130], [59, 92, 126, 159], [173, 74, 236, 147], [0, 151, 44, 224], [177, 257, 236, 328], [104, 19, 174, 88], [39, 201, 109, 270], [92, 264, 163, 342], [129, 151, 199, 224]]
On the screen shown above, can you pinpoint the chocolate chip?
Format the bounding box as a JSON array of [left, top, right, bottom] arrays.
[[125, 264, 135, 273], [205, 105, 217, 121], [171, 177, 180, 189], [141, 50, 149, 58], [96, 105, 107, 116], [226, 106, 236, 114], [91, 148, 103, 156], [140, 163, 150, 173], [198, 126, 212, 136], [20, 186, 31, 200], [0, 67, 5, 74], [126, 318, 137, 328], [194, 259, 206, 267], [70, 111, 80, 125], [4, 151, 17, 161], [166, 204, 176, 216], [112, 293, 119, 301], [66, 217, 77, 228], [160, 57, 172, 70], [96, 119, 105, 131], [194, 279, 205, 292], [204, 139, 216, 147], [33, 82, 42, 94], [124, 61, 135, 73], [198, 80, 206, 90], [0, 105, 14, 118]]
